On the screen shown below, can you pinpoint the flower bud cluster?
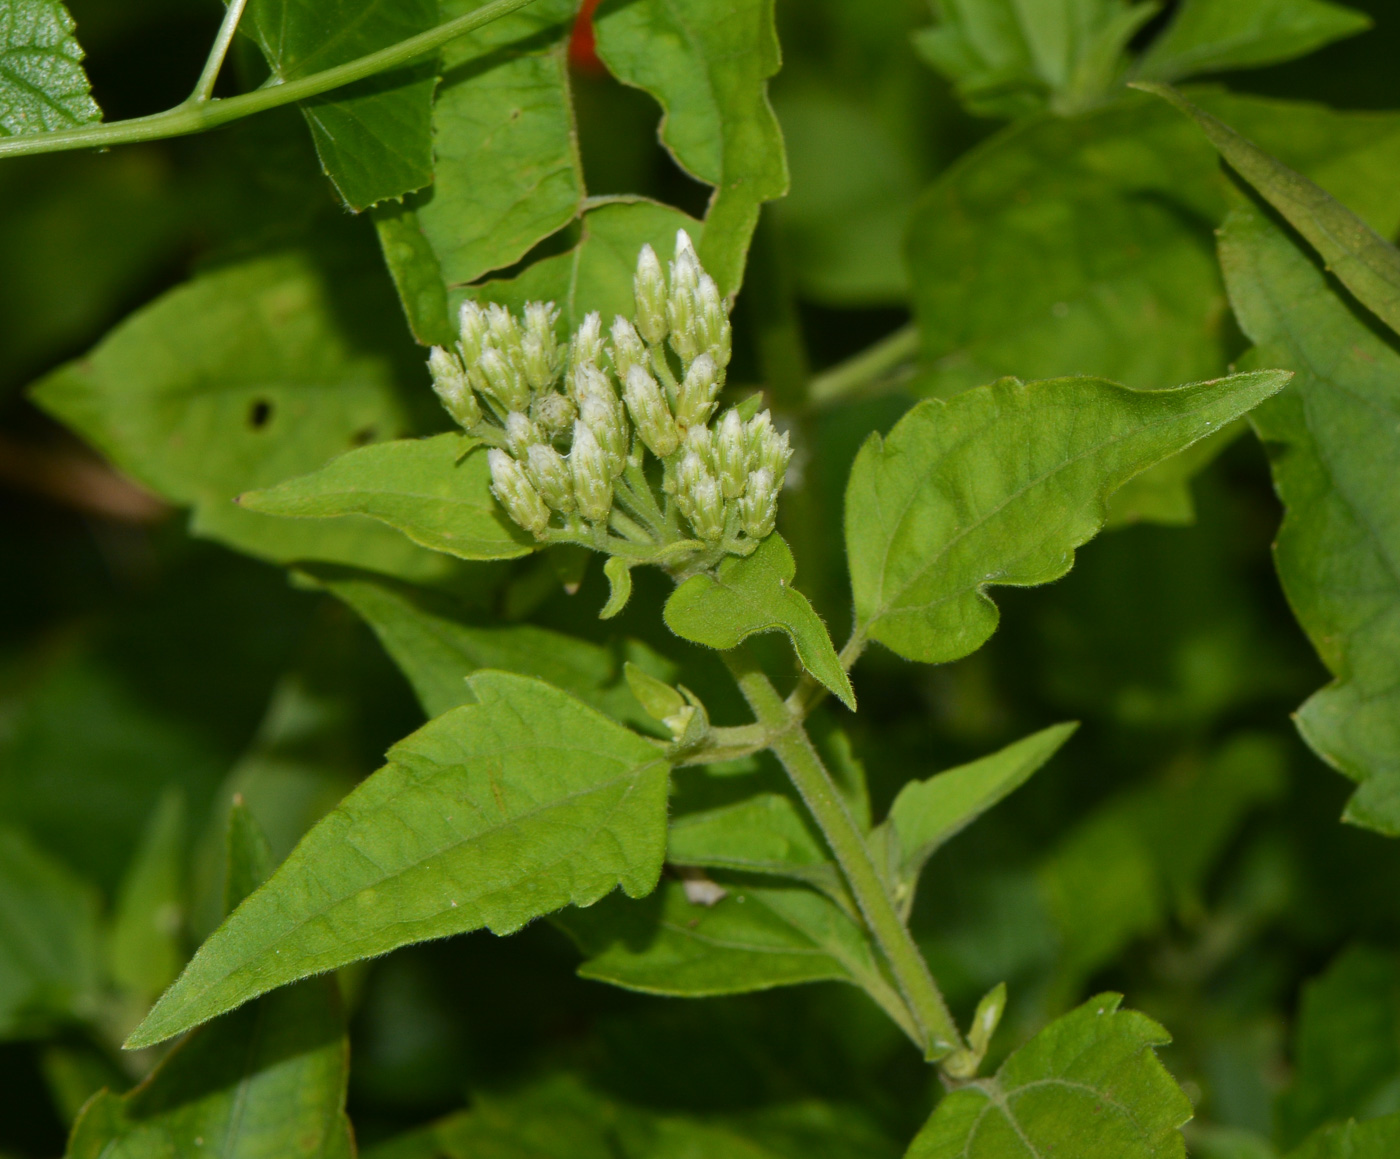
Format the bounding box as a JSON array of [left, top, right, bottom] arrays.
[[424, 231, 787, 560]]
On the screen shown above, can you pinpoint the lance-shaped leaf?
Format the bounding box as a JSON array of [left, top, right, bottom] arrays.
[[239, 0, 438, 210], [307, 565, 674, 729], [558, 879, 915, 1038], [665, 535, 855, 709], [106, 789, 186, 1006], [0, 0, 100, 136], [667, 795, 846, 906], [1219, 206, 1400, 833], [240, 434, 535, 562], [871, 723, 1077, 914], [127, 672, 671, 1047], [1288, 1116, 1400, 1159], [30, 251, 462, 585], [594, 0, 787, 295], [1135, 0, 1370, 82], [1141, 83, 1400, 339], [844, 370, 1289, 665], [907, 993, 1191, 1158]]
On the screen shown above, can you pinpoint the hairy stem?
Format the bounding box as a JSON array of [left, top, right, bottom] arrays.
[[0, 0, 541, 161], [722, 647, 965, 1061], [806, 324, 919, 407]]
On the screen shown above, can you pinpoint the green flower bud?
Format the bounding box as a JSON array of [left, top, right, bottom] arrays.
[[478, 348, 530, 412], [715, 408, 749, 500], [608, 316, 646, 384], [674, 450, 706, 519], [682, 424, 716, 473], [695, 273, 731, 369], [746, 412, 792, 483], [427, 346, 481, 430], [525, 443, 575, 513], [532, 391, 577, 439], [570, 421, 613, 524], [667, 231, 703, 363], [577, 405, 626, 482], [521, 301, 562, 391], [458, 300, 489, 365], [485, 303, 522, 355], [675, 352, 720, 428], [737, 467, 777, 539], [505, 411, 542, 458], [688, 474, 726, 541], [488, 448, 550, 538], [623, 365, 679, 459], [634, 244, 669, 345], [570, 311, 604, 377]]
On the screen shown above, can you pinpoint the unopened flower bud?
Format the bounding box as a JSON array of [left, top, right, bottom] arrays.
[[521, 301, 562, 391], [747, 412, 792, 483], [427, 346, 481, 429], [570, 311, 604, 374], [634, 245, 669, 345], [488, 448, 550, 538], [682, 424, 716, 472], [623, 365, 679, 459], [532, 391, 576, 438], [688, 474, 726, 541], [505, 411, 542, 458], [458, 300, 489, 365], [695, 274, 731, 368], [485, 303, 522, 354], [479, 348, 530, 412], [675, 352, 720, 428], [579, 394, 627, 477], [715, 408, 748, 499], [608, 316, 646, 383], [570, 421, 613, 524], [525, 443, 574, 513], [738, 467, 778, 539], [674, 451, 707, 519]]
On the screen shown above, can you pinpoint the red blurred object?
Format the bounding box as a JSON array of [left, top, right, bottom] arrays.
[[570, 0, 605, 74]]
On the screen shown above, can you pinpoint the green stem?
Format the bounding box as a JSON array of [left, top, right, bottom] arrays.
[[722, 647, 964, 1061], [186, 0, 250, 105], [806, 324, 919, 407], [0, 0, 541, 161]]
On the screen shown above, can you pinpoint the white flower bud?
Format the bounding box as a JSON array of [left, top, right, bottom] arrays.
[[623, 365, 679, 459], [478, 348, 530, 412], [738, 466, 778, 539], [485, 303, 522, 354], [608, 315, 647, 383], [532, 391, 576, 439], [634, 245, 669, 345], [695, 274, 731, 369], [570, 421, 613, 524], [570, 311, 604, 374], [526, 443, 575, 513], [746, 412, 792, 483], [427, 346, 481, 430], [674, 451, 707, 520], [670, 230, 701, 296], [521, 301, 562, 391], [715, 408, 749, 500], [488, 448, 550, 537], [682, 424, 716, 472], [579, 395, 627, 477], [688, 474, 726, 541], [675, 352, 720, 428], [504, 411, 542, 458], [458, 300, 489, 365]]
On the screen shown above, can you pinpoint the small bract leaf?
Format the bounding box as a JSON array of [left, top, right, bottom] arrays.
[[844, 371, 1289, 665], [0, 0, 100, 136], [601, 557, 635, 620], [239, 434, 535, 562], [665, 534, 855, 710], [127, 672, 671, 1047], [906, 993, 1191, 1159]]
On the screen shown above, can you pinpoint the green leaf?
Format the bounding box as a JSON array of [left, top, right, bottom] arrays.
[[665, 535, 855, 710], [128, 672, 671, 1047], [906, 993, 1191, 1158], [66, 977, 353, 1159], [1276, 946, 1400, 1149], [667, 795, 846, 904], [306, 565, 675, 729], [373, 201, 456, 347], [1288, 1116, 1400, 1159], [558, 878, 914, 1036], [874, 723, 1077, 912], [239, 434, 535, 563], [0, 826, 101, 1039], [1218, 205, 1400, 833], [844, 370, 1288, 665], [106, 789, 186, 1005], [1104, 419, 1245, 528], [239, 0, 438, 209], [0, 0, 100, 135], [594, 0, 788, 295], [30, 250, 463, 585], [1135, 0, 1370, 83], [413, 0, 582, 287], [1141, 84, 1400, 339]]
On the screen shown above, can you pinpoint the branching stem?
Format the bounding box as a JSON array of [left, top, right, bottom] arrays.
[[721, 646, 965, 1061], [187, 0, 251, 105], [806, 324, 919, 408], [0, 0, 541, 161]]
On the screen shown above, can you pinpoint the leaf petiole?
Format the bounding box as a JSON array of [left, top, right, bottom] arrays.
[[185, 0, 251, 106]]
